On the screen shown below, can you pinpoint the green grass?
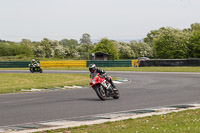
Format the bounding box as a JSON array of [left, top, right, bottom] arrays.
[[0, 73, 90, 94], [37, 109, 200, 133], [1, 67, 200, 72]]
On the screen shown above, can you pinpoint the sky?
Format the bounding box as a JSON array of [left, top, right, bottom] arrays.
[[0, 0, 200, 42]]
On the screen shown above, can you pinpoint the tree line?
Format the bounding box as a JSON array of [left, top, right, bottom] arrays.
[[0, 23, 200, 60]]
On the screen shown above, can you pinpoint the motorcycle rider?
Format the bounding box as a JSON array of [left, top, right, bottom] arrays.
[[89, 64, 117, 91], [30, 59, 39, 68]]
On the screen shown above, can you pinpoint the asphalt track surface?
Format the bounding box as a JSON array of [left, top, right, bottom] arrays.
[[0, 70, 200, 127]]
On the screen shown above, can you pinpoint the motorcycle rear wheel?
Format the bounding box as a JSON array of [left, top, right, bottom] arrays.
[[113, 89, 120, 99], [40, 68, 43, 73]]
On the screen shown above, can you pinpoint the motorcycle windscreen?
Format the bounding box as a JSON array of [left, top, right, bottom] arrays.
[[90, 73, 98, 79]]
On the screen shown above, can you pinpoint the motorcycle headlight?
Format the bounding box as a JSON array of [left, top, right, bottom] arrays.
[[91, 79, 95, 84]]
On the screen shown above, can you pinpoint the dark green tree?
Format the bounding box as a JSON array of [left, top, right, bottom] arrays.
[[0, 41, 33, 57], [191, 23, 200, 32], [20, 39, 31, 45], [76, 43, 94, 60], [40, 38, 53, 58], [92, 38, 119, 60], [80, 33, 92, 44], [152, 27, 189, 59], [59, 39, 79, 49], [144, 29, 160, 46], [189, 31, 200, 58]]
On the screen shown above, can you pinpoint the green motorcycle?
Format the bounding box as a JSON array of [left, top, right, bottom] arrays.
[[29, 63, 42, 73]]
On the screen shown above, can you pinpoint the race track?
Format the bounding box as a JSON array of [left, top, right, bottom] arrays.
[[0, 70, 200, 127]]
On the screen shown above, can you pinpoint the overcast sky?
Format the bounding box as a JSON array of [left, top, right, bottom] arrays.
[[0, 0, 200, 42]]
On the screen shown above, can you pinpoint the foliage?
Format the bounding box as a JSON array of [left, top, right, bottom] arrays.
[[40, 38, 54, 58], [30, 38, 69, 58], [191, 23, 200, 32], [189, 31, 200, 58], [114, 41, 153, 59], [144, 23, 200, 59], [1, 23, 200, 60], [31, 42, 46, 58], [80, 33, 92, 44], [144, 30, 159, 46], [76, 43, 94, 60], [114, 42, 134, 59], [146, 27, 190, 59], [130, 41, 153, 58], [0, 41, 33, 57], [92, 38, 119, 60], [59, 39, 79, 49]]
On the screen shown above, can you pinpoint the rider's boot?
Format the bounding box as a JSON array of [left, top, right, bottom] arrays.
[[110, 82, 118, 94], [109, 80, 117, 90]]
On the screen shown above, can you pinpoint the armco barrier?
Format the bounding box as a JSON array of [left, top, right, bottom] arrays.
[[0, 61, 30, 68], [87, 60, 132, 67], [140, 59, 200, 67], [40, 61, 86, 68], [1, 60, 133, 68]]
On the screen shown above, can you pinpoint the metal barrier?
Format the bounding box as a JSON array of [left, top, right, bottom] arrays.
[[139, 59, 200, 67], [0, 61, 30, 68], [87, 60, 132, 67], [40, 61, 86, 68], [0, 60, 137, 68]]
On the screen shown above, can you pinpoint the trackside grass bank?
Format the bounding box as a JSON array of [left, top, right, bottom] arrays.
[[0, 73, 89, 94], [36, 109, 200, 133], [0, 67, 200, 72]]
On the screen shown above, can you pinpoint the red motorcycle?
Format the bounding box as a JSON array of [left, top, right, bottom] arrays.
[[90, 73, 120, 100]]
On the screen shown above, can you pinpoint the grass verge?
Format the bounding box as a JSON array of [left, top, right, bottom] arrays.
[[1, 67, 200, 72], [0, 73, 90, 94], [78, 67, 200, 72], [36, 108, 200, 133]]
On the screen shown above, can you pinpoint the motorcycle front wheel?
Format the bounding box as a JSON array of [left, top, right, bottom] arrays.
[[30, 68, 34, 73], [95, 85, 107, 101]]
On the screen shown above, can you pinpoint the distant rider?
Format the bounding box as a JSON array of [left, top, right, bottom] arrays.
[[29, 59, 39, 68], [89, 64, 117, 91]]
